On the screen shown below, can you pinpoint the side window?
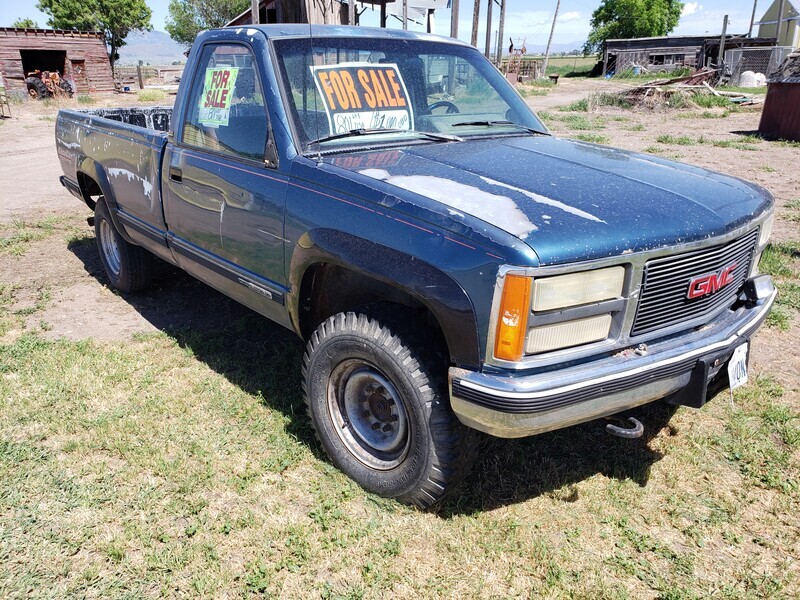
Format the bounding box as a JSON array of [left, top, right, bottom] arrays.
[[182, 44, 268, 161]]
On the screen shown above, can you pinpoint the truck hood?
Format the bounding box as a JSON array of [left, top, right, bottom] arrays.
[[331, 135, 772, 265]]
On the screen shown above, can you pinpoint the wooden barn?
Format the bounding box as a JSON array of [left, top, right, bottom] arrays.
[[0, 27, 115, 95], [759, 50, 800, 141]]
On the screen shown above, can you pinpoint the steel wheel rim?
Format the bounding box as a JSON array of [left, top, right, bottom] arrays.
[[327, 360, 410, 470], [98, 219, 121, 277]]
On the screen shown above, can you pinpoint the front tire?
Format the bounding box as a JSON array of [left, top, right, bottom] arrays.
[[94, 198, 152, 293], [303, 312, 478, 508]]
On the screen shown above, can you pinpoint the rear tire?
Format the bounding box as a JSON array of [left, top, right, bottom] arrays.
[[94, 198, 152, 293], [25, 77, 48, 100], [303, 311, 478, 508]]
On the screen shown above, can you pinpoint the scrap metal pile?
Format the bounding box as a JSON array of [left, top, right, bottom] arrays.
[[620, 68, 763, 108]]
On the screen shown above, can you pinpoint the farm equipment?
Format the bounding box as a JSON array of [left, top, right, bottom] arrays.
[[25, 70, 75, 100]]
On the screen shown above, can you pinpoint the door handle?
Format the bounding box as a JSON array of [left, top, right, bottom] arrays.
[[169, 166, 183, 182]]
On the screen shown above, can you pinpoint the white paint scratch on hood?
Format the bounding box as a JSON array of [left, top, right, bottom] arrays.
[[480, 176, 606, 224], [359, 169, 538, 238]]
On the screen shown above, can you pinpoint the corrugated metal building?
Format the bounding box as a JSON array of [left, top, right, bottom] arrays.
[[759, 50, 800, 141], [0, 27, 115, 94]]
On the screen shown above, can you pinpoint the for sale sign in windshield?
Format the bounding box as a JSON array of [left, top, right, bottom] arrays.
[[199, 67, 239, 127], [310, 63, 414, 134]]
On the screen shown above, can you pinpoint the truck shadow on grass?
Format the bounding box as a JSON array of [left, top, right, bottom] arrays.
[[69, 239, 680, 514]]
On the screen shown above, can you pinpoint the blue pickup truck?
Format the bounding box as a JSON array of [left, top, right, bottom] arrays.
[[56, 25, 776, 507]]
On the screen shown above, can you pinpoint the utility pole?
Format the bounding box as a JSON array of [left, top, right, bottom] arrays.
[[776, 0, 786, 45], [403, 0, 408, 30], [542, 0, 561, 78], [380, 2, 387, 27], [450, 0, 459, 39], [471, 0, 480, 48], [717, 14, 729, 69], [484, 0, 494, 59], [348, 0, 355, 25], [748, 0, 758, 37], [251, 0, 260, 24], [496, 0, 506, 65]]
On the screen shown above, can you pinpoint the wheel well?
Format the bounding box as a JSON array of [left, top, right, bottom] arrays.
[[77, 172, 102, 210], [299, 263, 450, 363]]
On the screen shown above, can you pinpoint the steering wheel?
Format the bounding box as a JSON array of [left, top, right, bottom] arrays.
[[426, 100, 459, 114]]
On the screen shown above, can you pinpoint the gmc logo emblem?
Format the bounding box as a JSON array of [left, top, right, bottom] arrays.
[[687, 263, 738, 299]]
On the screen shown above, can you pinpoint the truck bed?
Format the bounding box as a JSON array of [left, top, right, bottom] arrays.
[[56, 106, 172, 238]]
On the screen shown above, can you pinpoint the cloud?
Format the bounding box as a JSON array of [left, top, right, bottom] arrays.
[[682, 2, 702, 17], [557, 11, 581, 23]]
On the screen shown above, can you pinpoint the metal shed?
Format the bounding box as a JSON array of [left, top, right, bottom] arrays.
[[759, 50, 800, 141], [0, 27, 115, 95]]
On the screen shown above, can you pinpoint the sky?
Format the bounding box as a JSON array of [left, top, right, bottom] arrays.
[[0, 1, 765, 50]]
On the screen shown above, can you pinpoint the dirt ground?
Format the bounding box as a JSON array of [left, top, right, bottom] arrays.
[[0, 84, 797, 388]]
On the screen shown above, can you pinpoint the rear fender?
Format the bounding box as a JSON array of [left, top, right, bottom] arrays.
[[77, 158, 137, 245]]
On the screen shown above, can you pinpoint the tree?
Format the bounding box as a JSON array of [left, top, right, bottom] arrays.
[[13, 18, 40, 28], [584, 0, 683, 54], [165, 0, 250, 46], [37, 0, 152, 68]]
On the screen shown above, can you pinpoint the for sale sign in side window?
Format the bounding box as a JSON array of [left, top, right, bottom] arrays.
[[199, 67, 239, 127], [310, 63, 415, 134]]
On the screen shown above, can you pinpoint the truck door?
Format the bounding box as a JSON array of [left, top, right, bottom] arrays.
[[163, 41, 289, 323]]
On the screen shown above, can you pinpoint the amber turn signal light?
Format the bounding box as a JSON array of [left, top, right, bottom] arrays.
[[494, 274, 532, 362]]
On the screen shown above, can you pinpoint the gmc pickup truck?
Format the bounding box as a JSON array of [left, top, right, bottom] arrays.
[[57, 25, 776, 507]]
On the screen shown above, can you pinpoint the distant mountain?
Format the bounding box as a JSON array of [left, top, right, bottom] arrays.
[[117, 30, 188, 66]]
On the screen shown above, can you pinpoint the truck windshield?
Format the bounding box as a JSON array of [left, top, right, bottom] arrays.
[[272, 36, 547, 153]]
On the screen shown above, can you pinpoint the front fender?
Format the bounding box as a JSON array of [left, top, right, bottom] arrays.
[[288, 229, 481, 370]]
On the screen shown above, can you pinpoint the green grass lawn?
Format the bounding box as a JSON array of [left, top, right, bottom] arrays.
[[1, 229, 798, 597]]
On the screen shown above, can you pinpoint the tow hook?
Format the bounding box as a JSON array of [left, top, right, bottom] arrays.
[[604, 416, 644, 439]]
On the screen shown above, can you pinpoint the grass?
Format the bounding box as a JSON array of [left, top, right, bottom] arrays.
[[656, 135, 697, 146], [572, 133, 610, 144], [785, 199, 800, 223], [654, 134, 763, 151], [0, 222, 798, 596], [693, 95, 733, 109], [517, 85, 550, 97], [559, 93, 633, 113], [0, 218, 60, 255], [545, 112, 607, 131], [137, 89, 168, 102], [719, 86, 768, 95], [561, 98, 589, 112], [76, 94, 95, 105], [760, 241, 800, 330]]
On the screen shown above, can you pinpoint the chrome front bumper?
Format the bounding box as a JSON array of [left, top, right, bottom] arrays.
[[449, 280, 776, 438]]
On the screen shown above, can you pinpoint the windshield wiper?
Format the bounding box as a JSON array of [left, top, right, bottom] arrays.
[[307, 128, 462, 146], [451, 120, 550, 135]]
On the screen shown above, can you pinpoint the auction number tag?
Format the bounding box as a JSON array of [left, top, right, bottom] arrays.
[[727, 343, 749, 391], [310, 63, 415, 135]]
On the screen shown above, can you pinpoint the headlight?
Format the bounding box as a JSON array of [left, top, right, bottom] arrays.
[[532, 266, 625, 312], [526, 315, 613, 354]]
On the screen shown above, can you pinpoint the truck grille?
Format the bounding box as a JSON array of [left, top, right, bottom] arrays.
[[631, 229, 758, 337]]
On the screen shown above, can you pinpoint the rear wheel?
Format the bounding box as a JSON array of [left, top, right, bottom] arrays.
[[303, 311, 478, 508], [94, 198, 152, 293], [25, 77, 48, 100]]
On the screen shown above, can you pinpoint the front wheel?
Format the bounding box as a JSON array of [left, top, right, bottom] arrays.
[[94, 198, 152, 293], [303, 312, 478, 508]]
